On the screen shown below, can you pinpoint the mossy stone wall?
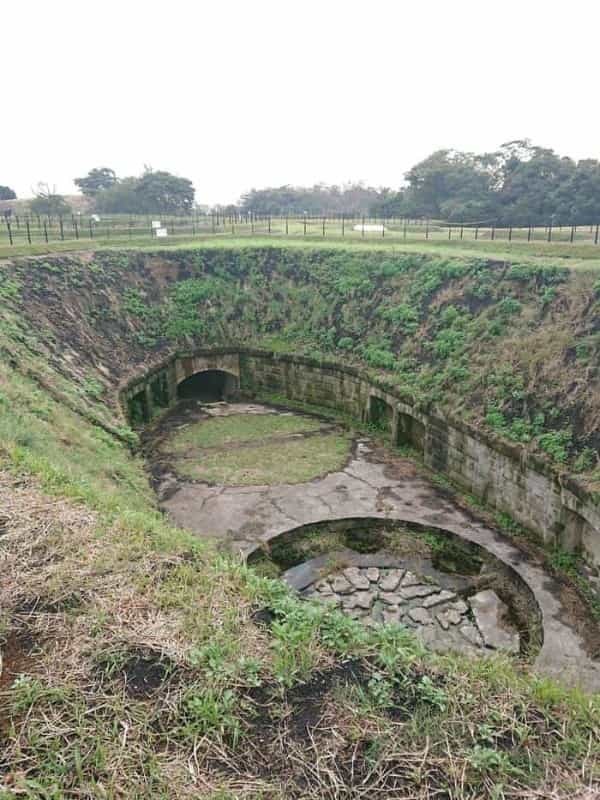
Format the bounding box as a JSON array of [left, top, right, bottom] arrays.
[[120, 348, 600, 566]]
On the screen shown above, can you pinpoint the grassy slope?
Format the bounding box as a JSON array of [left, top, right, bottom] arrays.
[[4, 246, 592, 480], [0, 246, 599, 797], [2, 230, 600, 268]]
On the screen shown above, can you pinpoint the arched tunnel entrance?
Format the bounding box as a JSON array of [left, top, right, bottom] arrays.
[[177, 369, 239, 402]]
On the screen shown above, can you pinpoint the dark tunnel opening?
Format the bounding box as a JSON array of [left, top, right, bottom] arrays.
[[176, 370, 239, 402]]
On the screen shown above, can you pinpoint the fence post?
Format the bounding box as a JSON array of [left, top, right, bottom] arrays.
[[285, 215, 289, 235], [7, 220, 12, 245], [303, 216, 307, 236], [74, 220, 79, 240], [43, 221, 48, 243], [361, 215, 365, 237], [342, 214, 345, 237], [595, 223, 599, 245], [59, 217, 64, 240], [89, 220, 94, 239], [474, 226, 479, 240], [425, 219, 429, 240], [322, 216, 325, 237], [268, 216, 271, 234], [382, 217, 385, 238], [508, 226, 512, 242], [448, 225, 451, 240], [460, 224, 464, 240], [547, 223, 552, 243], [570, 225, 574, 243], [403, 218, 407, 240], [527, 224, 532, 242], [491, 224, 495, 241], [26, 220, 31, 245]]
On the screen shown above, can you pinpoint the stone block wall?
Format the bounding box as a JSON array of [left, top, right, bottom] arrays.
[[119, 347, 600, 566], [238, 352, 600, 565]]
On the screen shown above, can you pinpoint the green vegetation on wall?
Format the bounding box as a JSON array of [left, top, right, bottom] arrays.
[[1, 246, 599, 482]]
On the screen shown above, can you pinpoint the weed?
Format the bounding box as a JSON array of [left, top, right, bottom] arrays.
[[180, 688, 242, 744]]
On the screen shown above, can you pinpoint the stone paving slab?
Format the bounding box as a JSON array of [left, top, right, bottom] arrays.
[[299, 561, 492, 656], [159, 411, 600, 692]]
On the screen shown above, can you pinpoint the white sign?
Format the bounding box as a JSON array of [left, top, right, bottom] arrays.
[[353, 224, 386, 233], [151, 220, 162, 229], [155, 227, 168, 238]]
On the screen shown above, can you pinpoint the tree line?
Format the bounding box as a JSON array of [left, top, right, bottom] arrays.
[[238, 184, 382, 216], [240, 141, 600, 226], [373, 140, 600, 225], [0, 168, 195, 216], [2, 139, 600, 224]]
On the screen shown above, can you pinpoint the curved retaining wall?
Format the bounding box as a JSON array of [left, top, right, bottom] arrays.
[[120, 347, 600, 567]]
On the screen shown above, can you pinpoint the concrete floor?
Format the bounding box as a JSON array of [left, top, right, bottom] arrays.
[[156, 403, 600, 691]]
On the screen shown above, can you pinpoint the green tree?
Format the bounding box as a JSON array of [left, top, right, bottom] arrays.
[[93, 170, 196, 214], [240, 183, 382, 215], [94, 177, 140, 214], [401, 150, 496, 221], [0, 185, 16, 201], [134, 169, 195, 214], [74, 167, 117, 197], [492, 141, 575, 225], [28, 183, 71, 216], [371, 139, 600, 226]]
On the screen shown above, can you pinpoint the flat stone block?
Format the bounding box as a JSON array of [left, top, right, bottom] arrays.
[[380, 591, 405, 606], [343, 567, 370, 590], [331, 576, 353, 594], [400, 571, 420, 587], [459, 623, 483, 647], [409, 607, 432, 625], [422, 590, 457, 608], [469, 590, 520, 653], [400, 584, 437, 600], [354, 591, 376, 609], [379, 569, 404, 592]]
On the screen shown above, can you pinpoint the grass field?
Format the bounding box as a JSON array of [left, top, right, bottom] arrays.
[[2, 219, 600, 269], [167, 411, 351, 485], [169, 412, 322, 450]]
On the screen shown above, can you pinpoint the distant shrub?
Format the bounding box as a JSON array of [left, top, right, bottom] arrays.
[[380, 303, 419, 334], [573, 447, 596, 473], [485, 405, 506, 432], [538, 429, 572, 463], [431, 329, 466, 359], [496, 297, 522, 317], [362, 346, 397, 370]]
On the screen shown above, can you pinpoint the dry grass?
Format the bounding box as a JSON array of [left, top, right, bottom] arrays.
[[165, 413, 352, 486], [1, 468, 599, 799], [169, 412, 322, 450]]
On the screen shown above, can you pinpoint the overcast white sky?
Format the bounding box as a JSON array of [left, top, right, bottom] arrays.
[[3, 0, 599, 205]]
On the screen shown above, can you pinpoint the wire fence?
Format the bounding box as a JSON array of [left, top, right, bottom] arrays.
[[2, 211, 600, 249]]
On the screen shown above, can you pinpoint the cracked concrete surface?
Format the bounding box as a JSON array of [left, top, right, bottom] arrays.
[[158, 409, 600, 691]]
